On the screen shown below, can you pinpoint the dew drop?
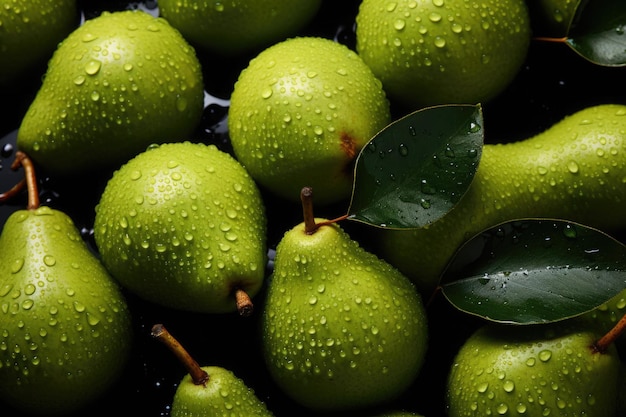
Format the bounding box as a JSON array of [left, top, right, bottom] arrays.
[[567, 160, 579, 173], [84, 60, 102, 75], [43, 255, 56, 267]]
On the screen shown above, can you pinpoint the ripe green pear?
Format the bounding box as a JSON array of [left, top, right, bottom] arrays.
[[446, 322, 620, 417], [93, 141, 267, 315], [261, 214, 428, 412], [171, 366, 274, 417], [228, 36, 391, 206], [376, 104, 626, 293], [0, 206, 133, 416], [158, 0, 322, 56], [152, 323, 274, 417], [355, 0, 531, 109], [0, 0, 79, 86], [17, 10, 204, 175]]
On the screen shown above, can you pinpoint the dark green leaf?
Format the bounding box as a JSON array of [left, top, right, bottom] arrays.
[[347, 104, 483, 229], [440, 219, 626, 324], [566, 0, 626, 66]]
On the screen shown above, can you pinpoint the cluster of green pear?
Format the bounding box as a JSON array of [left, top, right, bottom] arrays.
[[0, 0, 624, 416]]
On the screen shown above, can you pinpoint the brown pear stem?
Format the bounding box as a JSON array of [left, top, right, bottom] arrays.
[[593, 311, 626, 353], [0, 178, 26, 203], [14, 151, 40, 210], [301, 186, 318, 234], [151, 323, 209, 386], [234, 288, 254, 317]]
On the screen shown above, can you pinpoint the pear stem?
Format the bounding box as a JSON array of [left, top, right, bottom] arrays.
[[593, 311, 626, 353], [234, 288, 254, 317], [14, 152, 40, 210], [0, 151, 39, 209], [151, 323, 209, 386], [301, 186, 318, 234], [0, 178, 26, 203], [300, 186, 349, 234]]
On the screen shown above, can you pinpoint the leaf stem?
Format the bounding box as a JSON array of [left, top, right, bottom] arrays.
[[151, 323, 209, 386], [593, 312, 626, 353], [533, 36, 568, 43]]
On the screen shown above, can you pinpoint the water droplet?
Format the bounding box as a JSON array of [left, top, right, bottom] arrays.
[[43, 255, 56, 267], [84, 60, 102, 75], [562, 223, 577, 239], [11, 258, 24, 274], [567, 160, 579, 173], [538, 350, 552, 362]]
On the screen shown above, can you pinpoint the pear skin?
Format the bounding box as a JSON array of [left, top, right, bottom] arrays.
[[446, 322, 620, 417], [0, 0, 79, 86], [16, 10, 204, 175], [93, 142, 267, 314], [0, 206, 133, 416], [377, 104, 626, 293], [262, 218, 428, 412]]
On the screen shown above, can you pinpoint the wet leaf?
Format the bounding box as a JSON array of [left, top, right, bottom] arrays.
[[347, 104, 483, 229], [440, 219, 626, 324], [566, 0, 626, 66]]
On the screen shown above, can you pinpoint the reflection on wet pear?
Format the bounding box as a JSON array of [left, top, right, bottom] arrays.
[[0, 153, 132, 416], [377, 104, 626, 293], [228, 36, 391, 206], [16, 10, 204, 175], [93, 142, 267, 315], [446, 322, 620, 417], [355, 0, 531, 110], [0, 0, 79, 86], [261, 189, 428, 412], [158, 0, 322, 56]]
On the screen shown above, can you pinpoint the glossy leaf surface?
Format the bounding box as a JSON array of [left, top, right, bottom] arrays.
[[567, 0, 626, 66], [348, 104, 483, 229], [441, 219, 626, 324]]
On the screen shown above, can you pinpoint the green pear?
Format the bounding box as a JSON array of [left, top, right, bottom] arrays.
[[152, 324, 274, 417], [579, 288, 626, 354], [16, 9, 204, 176], [0, 153, 133, 416], [158, 0, 322, 56], [446, 321, 620, 417], [355, 0, 531, 109], [93, 141, 267, 315], [0, 0, 79, 86], [261, 188, 428, 412], [228, 36, 391, 206], [376, 104, 626, 293]]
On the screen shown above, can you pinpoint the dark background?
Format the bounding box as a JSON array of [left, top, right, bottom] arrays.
[[1, 1, 625, 416]]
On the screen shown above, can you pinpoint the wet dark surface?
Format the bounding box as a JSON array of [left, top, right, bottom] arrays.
[[1, 1, 626, 416]]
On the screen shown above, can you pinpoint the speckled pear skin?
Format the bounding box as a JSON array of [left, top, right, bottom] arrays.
[[228, 36, 391, 206], [93, 142, 267, 314], [0, 206, 133, 416], [16, 10, 204, 175], [158, 0, 322, 56], [171, 366, 274, 417], [0, 0, 79, 86], [262, 219, 428, 412], [377, 104, 626, 292], [446, 323, 620, 417]]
